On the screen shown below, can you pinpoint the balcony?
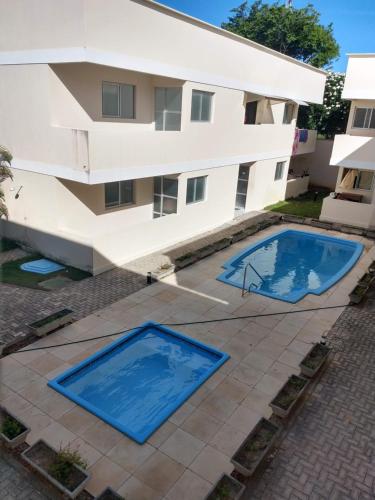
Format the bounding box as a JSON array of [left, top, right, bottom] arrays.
[[320, 196, 375, 228], [294, 129, 317, 155], [330, 134, 375, 170]]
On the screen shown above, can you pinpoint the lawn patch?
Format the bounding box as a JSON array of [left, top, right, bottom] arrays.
[[266, 189, 328, 219], [0, 254, 91, 290]]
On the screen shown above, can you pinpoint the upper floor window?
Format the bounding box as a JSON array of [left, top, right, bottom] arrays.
[[186, 176, 207, 204], [283, 103, 294, 124], [153, 176, 178, 218], [274, 161, 286, 181], [105, 180, 134, 208], [191, 90, 213, 122], [352, 107, 375, 129], [155, 87, 182, 131], [102, 82, 135, 119], [244, 101, 258, 125]]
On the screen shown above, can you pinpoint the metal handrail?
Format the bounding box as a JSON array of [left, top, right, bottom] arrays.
[[242, 262, 265, 297]]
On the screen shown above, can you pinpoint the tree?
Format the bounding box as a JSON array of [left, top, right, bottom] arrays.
[[222, 1, 339, 68], [297, 72, 349, 138], [0, 146, 13, 218]]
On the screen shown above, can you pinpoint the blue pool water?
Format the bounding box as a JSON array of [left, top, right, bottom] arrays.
[[48, 322, 229, 444], [217, 229, 363, 303]]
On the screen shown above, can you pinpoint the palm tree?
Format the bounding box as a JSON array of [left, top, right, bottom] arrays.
[[0, 146, 13, 218]]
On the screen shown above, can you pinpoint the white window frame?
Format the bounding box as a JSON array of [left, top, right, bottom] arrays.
[[274, 161, 286, 181], [154, 87, 182, 131], [153, 176, 179, 218], [102, 81, 135, 119], [186, 176, 207, 204], [105, 180, 135, 209], [191, 90, 214, 122], [352, 107, 375, 129]]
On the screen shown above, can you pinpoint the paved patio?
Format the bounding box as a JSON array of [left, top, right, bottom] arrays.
[[244, 292, 375, 500], [0, 223, 373, 499]]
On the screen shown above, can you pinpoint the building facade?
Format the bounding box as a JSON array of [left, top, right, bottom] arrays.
[[0, 0, 326, 274], [321, 54, 375, 228]]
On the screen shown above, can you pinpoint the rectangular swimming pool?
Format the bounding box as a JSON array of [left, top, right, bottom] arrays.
[[48, 322, 229, 444], [217, 229, 363, 303]]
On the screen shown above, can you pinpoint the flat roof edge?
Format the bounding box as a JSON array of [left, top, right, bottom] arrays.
[[132, 0, 327, 76]]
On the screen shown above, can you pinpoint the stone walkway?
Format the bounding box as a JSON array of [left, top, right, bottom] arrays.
[[0, 453, 50, 500], [244, 292, 375, 499]]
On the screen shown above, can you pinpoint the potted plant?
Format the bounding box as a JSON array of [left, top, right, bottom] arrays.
[[205, 473, 245, 500], [299, 343, 331, 378], [358, 273, 374, 287], [28, 308, 74, 337], [231, 418, 280, 477], [349, 283, 369, 304], [175, 252, 198, 269], [22, 440, 89, 499], [270, 374, 309, 418], [309, 219, 333, 230], [95, 487, 124, 500], [0, 407, 30, 449], [281, 214, 305, 224]]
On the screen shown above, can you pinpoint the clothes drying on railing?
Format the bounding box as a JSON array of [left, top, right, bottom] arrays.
[[299, 129, 308, 143]]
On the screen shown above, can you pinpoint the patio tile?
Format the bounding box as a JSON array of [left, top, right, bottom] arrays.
[[1, 391, 33, 415], [118, 476, 162, 500], [82, 420, 124, 454], [189, 445, 233, 484], [288, 339, 313, 356], [268, 361, 297, 380], [199, 392, 238, 421], [227, 404, 261, 434], [87, 456, 129, 496], [169, 402, 195, 426], [30, 421, 76, 449], [0, 356, 25, 379], [182, 408, 222, 442], [107, 436, 156, 473], [188, 385, 211, 407], [147, 421, 178, 448], [278, 349, 304, 369], [222, 337, 253, 360], [16, 377, 47, 403], [252, 338, 285, 360], [230, 363, 264, 387], [242, 388, 273, 415], [26, 352, 67, 376], [213, 377, 250, 404], [242, 351, 274, 372], [3, 365, 44, 392], [134, 451, 185, 496], [11, 349, 45, 366], [255, 374, 285, 397], [69, 437, 102, 467], [32, 388, 76, 419], [166, 469, 212, 500], [209, 423, 247, 457], [58, 406, 98, 435], [160, 428, 205, 466]]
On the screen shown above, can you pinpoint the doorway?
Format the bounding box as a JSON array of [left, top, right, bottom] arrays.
[[235, 165, 250, 215]]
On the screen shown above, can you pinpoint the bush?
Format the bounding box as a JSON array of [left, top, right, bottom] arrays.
[[48, 445, 87, 487], [1, 415, 24, 440]]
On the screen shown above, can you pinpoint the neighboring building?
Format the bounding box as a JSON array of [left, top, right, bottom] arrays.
[[321, 54, 375, 228], [0, 0, 326, 274]]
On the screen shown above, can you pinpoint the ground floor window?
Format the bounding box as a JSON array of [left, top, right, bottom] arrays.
[[186, 176, 207, 204], [340, 169, 374, 191], [153, 176, 178, 218], [274, 161, 286, 181], [105, 180, 134, 208]]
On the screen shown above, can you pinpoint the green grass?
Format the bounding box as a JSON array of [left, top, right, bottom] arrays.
[[0, 254, 91, 290], [265, 190, 328, 219], [0, 238, 18, 252]]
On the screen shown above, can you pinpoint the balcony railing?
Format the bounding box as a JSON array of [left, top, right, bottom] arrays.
[[293, 129, 317, 155]]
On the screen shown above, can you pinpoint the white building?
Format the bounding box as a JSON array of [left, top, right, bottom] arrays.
[[321, 54, 375, 228], [0, 0, 326, 274]]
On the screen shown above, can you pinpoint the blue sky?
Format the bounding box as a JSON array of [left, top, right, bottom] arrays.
[[158, 0, 375, 72]]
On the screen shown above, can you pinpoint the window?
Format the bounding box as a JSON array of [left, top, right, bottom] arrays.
[[340, 169, 374, 190], [352, 107, 375, 129], [191, 90, 213, 122], [244, 101, 258, 125], [283, 103, 294, 124], [186, 176, 207, 204], [153, 176, 178, 218], [155, 87, 182, 131], [105, 180, 134, 208], [274, 161, 286, 181], [102, 82, 135, 119]]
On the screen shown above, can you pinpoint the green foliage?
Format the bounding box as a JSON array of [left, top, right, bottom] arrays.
[[1, 415, 24, 440], [48, 444, 87, 487], [298, 72, 350, 138], [0, 146, 13, 218], [266, 190, 327, 219], [222, 1, 339, 68]]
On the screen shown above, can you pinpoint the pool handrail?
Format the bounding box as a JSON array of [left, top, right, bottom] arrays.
[[242, 262, 264, 297]]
